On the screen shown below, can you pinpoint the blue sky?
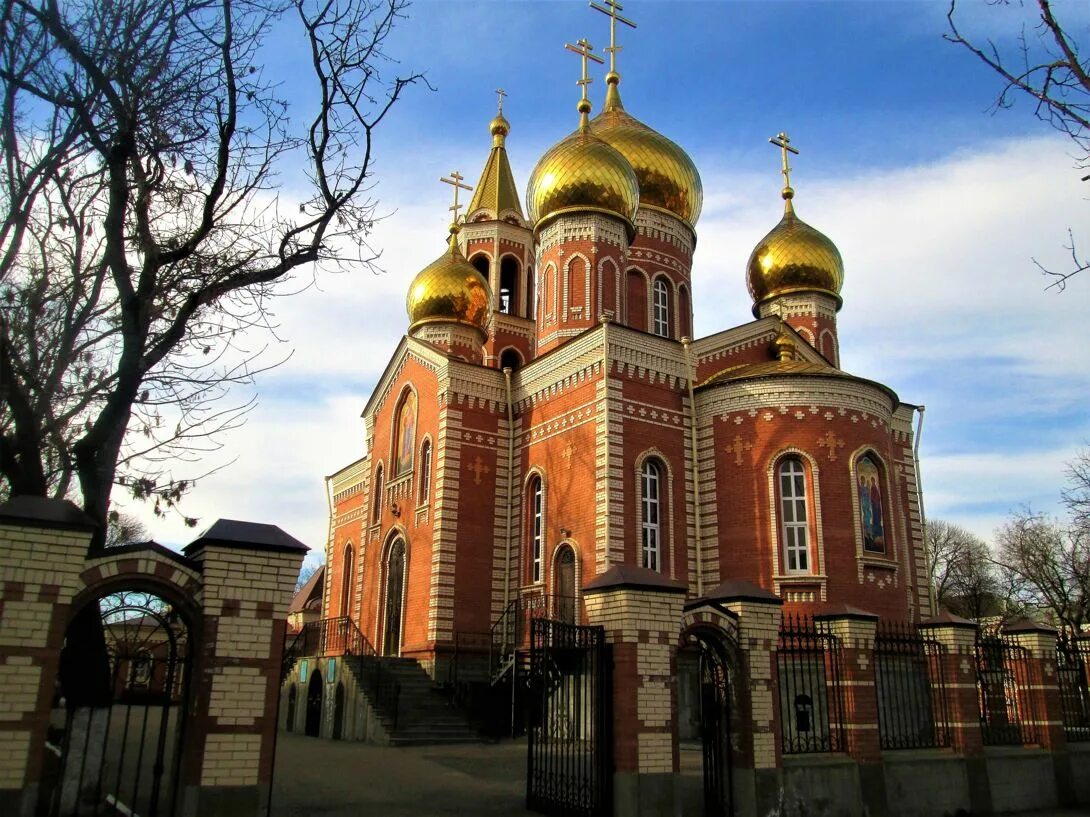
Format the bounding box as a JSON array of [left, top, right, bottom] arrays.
[[130, 1, 1090, 562]]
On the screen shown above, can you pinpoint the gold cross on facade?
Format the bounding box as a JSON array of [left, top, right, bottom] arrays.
[[817, 430, 844, 461], [468, 455, 491, 485], [590, 0, 636, 74], [440, 171, 473, 224], [728, 436, 752, 466], [495, 87, 507, 115], [769, 131, 800, 191], [565, 38, 604, 103]]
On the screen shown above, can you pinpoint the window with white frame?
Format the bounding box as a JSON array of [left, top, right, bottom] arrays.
[[372, 464, 384, 523], [641, 459, 662, 571], [778, 458, 811, 572], [652, 278, 670, 338], [529, 476, 543, 583], [419, 440, 432, 504]]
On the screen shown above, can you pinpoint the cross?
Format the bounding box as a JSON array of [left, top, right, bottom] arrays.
[[565, 38, 604, 103], [817, 430, 844, 461], [561, 442, 576, 469], [590, 0, 636, 74], [769, 131, 800, 191], [728, 436, 752, 466], [440, 171, 473, 224], [495, 88, 507, 115], [468, 455, 491, 485]]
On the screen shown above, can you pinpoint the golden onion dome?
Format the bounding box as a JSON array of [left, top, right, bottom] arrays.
[[406, 225, 492, 335], [590, 74, 703, 229], [489, 113, 510, 141], [746, 188, 844, 315], [526, 101, 639, 237]]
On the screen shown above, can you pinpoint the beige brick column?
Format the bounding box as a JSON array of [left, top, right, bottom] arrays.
[[0, 497, 95, 817], [181, 520, 307, 817], [698, 580, 783, 817], [583, 565, 686, 817]]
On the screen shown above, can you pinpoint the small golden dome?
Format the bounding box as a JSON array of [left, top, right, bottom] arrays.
[[771, 329, 796, 361], [526, 114, 639, 237], [490, 113, 510, 141], [590, 75, 703, 229], [746, 190, 844, 314], [406, 226, 492, 335]]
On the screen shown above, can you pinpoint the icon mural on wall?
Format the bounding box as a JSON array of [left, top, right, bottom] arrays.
[[857, 455, 885, 552], [395, 390, 417, 476], [299, 658, 309, 683]]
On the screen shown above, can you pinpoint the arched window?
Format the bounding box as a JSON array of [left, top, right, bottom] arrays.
[[499, 348, 523, 372], [678, 284, 692, 339], [418, 440, 432, 504], [340, 543, 355, 617], [470, 253, 490, 278], [567, 257, 586, 312], [528, 476, 544, 583], [652, 277, 671, 338], [856, 454, 886, 553], [393, 390, 416, 476], [626, 270, 646, 331], [372, 464, 384, 523], [778, 458, 811, 573], [641, 459, 663, 571], [500, 256, 520, 315]]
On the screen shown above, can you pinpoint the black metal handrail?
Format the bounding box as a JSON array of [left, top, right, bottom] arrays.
[[488, 592, 578, 683], [282, 616, 375, 681]]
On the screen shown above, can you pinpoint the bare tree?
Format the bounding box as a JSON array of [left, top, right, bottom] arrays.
[[1062, 446, 1090, 531], [926, 518, 1004, 620], [0, 0, 423, 536], [104, 511, 150, 547], [946, 0, 1089, 290], [995, 509, 1090, 632]]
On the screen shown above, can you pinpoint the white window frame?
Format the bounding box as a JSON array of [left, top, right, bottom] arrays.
[[779, 458, 811, 573], [641, 460, 661, 571], [652, 278, 670, 338], [530, 478, 543, 583], [418, 440, 432, 504]]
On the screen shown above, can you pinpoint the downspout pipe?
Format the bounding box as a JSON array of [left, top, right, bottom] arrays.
[[682, 337, 704, 597], [912, 405, 935, 616], [503, 367, 515, 611]]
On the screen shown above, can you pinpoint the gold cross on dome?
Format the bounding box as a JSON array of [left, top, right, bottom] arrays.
[[565, 38, 604, 102], [590, 0, 636, 74], [769, 131, 800, 191], [440, 171, 473, 224], [495, 87, 507, 115]]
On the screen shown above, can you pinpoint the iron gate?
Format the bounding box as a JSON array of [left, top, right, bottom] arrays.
[[526, 618, 612, 817], [696, 636, 733, 817], [47, 590, 190, 817]]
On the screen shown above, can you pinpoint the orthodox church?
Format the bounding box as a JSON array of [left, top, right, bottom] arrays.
[[319, 26, 931, 675]]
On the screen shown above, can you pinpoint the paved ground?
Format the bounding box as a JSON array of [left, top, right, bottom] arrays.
[[271, 733, 1087, 817]]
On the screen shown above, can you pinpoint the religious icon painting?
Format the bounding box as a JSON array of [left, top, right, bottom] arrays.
[[299, 658, 309, 683], [857, 455, 885, 552], [394, 389, 417, 476]]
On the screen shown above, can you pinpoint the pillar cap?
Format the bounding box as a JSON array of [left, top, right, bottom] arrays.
[[583, 564, 687, 595], [183, 518, 309, 556], [919, 609, 977, 630], [689, 579, 782, 608], [812, 603, 878, 622], [0, 495, 97, 532], [1003, 618, 1057, 636]]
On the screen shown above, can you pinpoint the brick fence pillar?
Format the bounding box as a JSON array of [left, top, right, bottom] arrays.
[[1004, 620, 1074, 806], [919, 611, 990, 814], [814, 605, 883, 815], [181, 520, 307, 817], [0, 498, 95, 817], [583, 564, 687, 817]]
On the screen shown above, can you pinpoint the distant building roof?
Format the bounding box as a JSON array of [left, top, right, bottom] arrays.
[[289, 565, 325, 614]]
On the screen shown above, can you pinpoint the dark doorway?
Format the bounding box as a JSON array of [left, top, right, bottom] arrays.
[[384, 539, 406, 656], [333, 682, 346, 740], [679, 628, 735, 817], [286, 685, 297, 732], [499, 348, 523, 373], [305, 670, 323, 737], [555, 547, 576, 624], [500, 256, 520, 315], [48, 589, 191, 817], [470, 254, 490, 279]]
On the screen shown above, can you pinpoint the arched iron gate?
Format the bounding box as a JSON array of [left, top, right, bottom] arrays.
[[683, 629, 734, 817], [46, 590, 191, 817]]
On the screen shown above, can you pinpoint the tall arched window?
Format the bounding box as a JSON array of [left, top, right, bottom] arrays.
[[856, 454, 886, 553], [652, 277, 671, 338], [372, 464, 384, 523], [678, 284, 692, 339], [778, 458, 811, 573], [641, 459, 663, 571], [418, 440, 432, 504], [393, 390, 417, 476], [528, 476, 544, 583], [500, 256, 520, 315], [340, 543, 355, 617], [626, 270, 646, 331], [470, 253, 490, 278]]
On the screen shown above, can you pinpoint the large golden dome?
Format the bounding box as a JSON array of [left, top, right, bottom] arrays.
[[526, 105, 639, 237], [591, 75, 702, 229], [746, 189, 843, 314], [406, 226, 492, 335]]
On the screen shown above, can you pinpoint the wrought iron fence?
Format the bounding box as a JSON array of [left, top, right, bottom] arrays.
[[282, 615, 376, 680], [976, 633, 1038, 746], [776, 614, 846, 754], [874, 621, 951, 750], [1057, 634, 1090, 743]]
